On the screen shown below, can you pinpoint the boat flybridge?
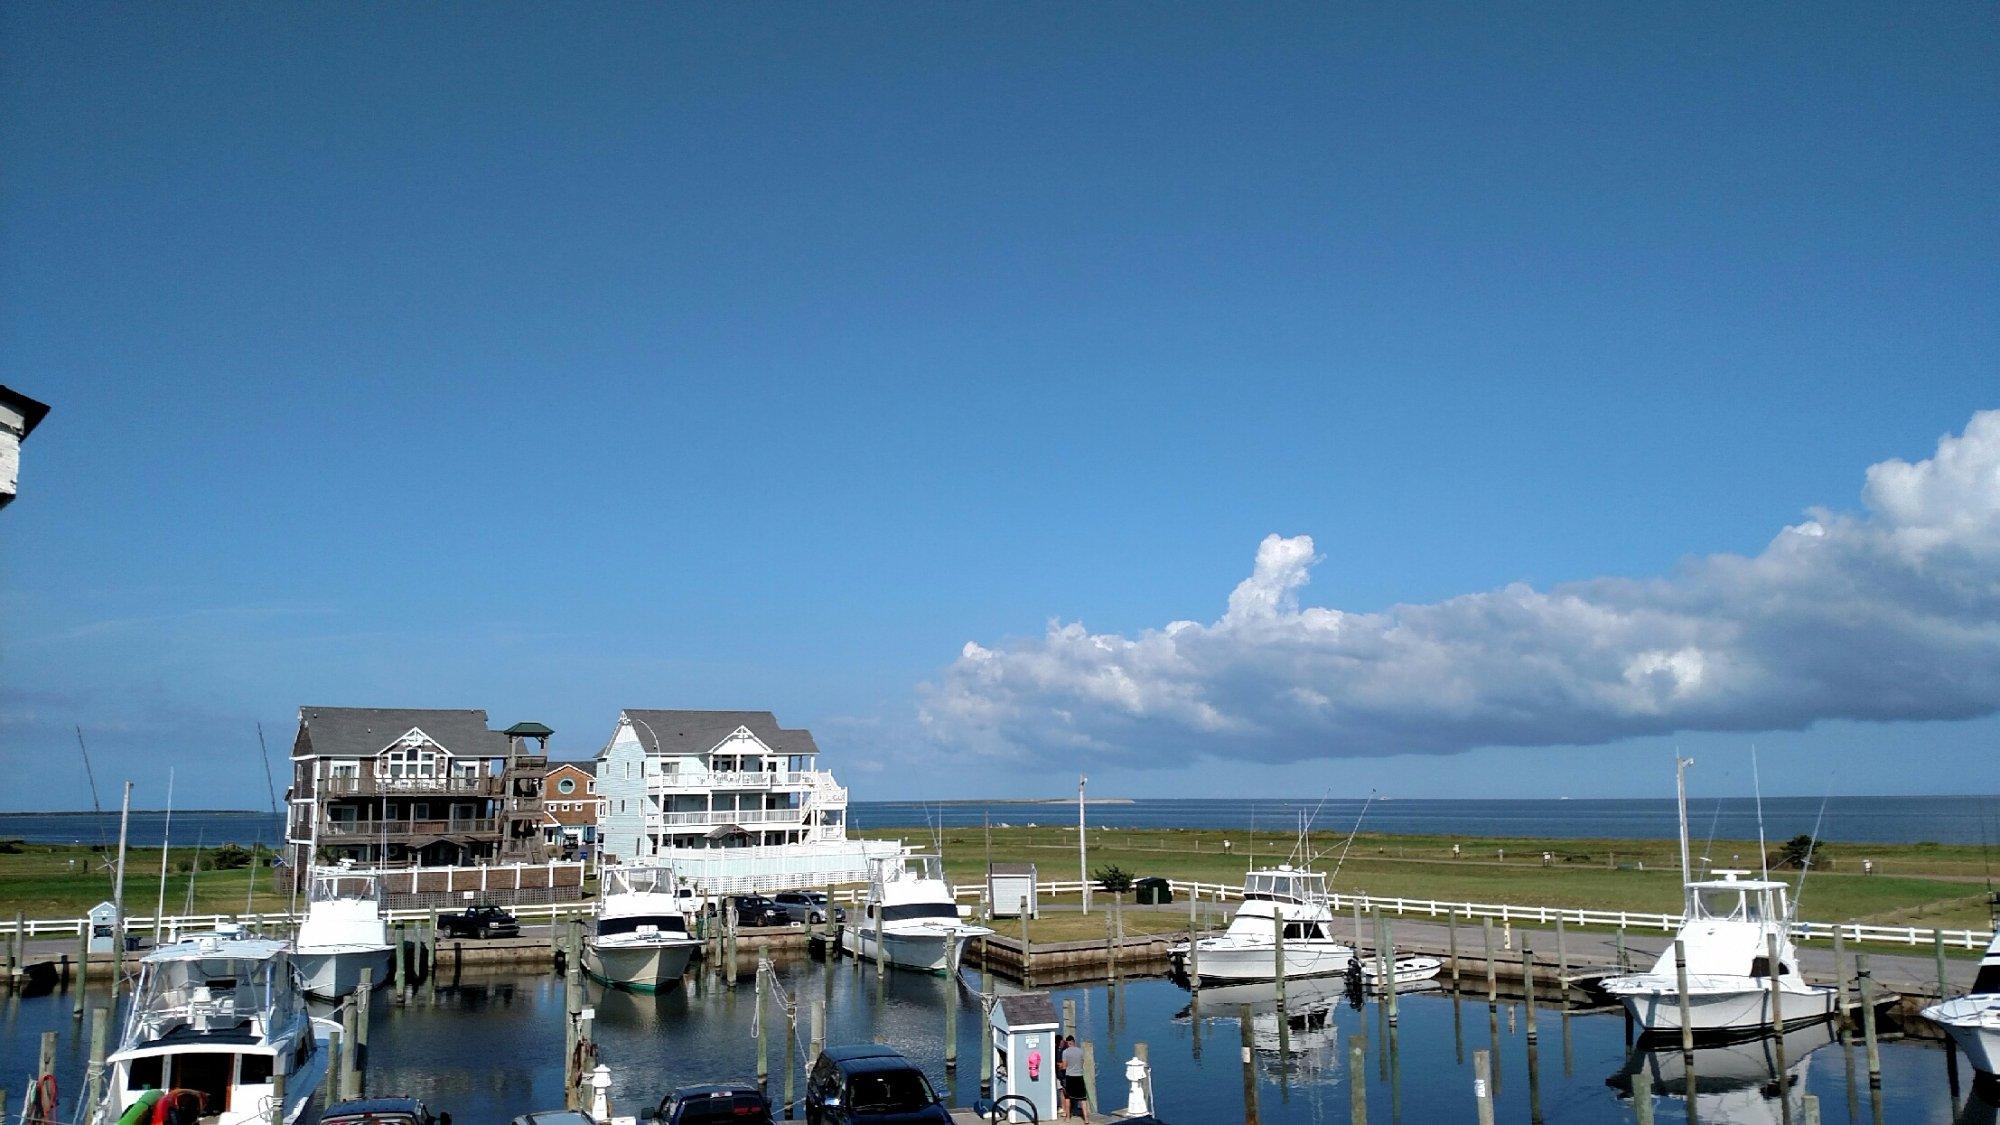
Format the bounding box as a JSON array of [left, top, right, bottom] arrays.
[[1920, 928, 2000, 1074], [843, 852, 991, 974], [582, 864, 704, 993], [291, 867, 395, 1001], [1170, 866, 1352, 982], [1601, 871, 1838, 1037], [96, 932, 337, 1125]]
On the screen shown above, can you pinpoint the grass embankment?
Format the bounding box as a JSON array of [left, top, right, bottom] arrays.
[[0, 844, 293, 920], [858, 826, 2000, 942]]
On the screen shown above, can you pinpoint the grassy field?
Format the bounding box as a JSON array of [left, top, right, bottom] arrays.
[[858, 825, 2000, 934], [0, 844, 293, 920]]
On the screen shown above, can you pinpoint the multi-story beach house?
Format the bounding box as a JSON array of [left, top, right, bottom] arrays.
[[595, 709, 898, 892], [286, 706, 553, 873], [541, 760, 601, 858], [0, 384, 51, 511]]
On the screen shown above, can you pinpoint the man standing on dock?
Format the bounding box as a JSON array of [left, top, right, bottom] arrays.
[[1060, 1036, 1087, 1120]]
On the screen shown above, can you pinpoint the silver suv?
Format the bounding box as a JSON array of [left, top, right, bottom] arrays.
[[773, 890, 846, 925]]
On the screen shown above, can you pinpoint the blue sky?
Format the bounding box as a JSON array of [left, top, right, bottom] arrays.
[[2, 4, 1995, 809]]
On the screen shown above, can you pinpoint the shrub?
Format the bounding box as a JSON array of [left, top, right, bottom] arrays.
[[1775, 834, 1826, 870], [1093, 864, 1134, 895]]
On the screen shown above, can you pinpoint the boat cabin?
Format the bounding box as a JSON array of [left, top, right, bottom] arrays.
[[1684, 871, 1790, 925], [112, 937, 312, 1121], [1241, 866, 1328, 906], [863, 853, 960, 924], [597, 864, 692, 936]]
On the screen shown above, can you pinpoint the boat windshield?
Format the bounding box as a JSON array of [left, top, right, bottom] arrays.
[[882, 903, 960, 924], [1243, 871, 1326, 904], [598, 914, 688, 937], [1691, 887, 1764, 922], [128, 953, 296, 1048]]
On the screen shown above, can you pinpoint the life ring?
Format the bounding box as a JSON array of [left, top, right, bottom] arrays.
[[116, 1088, 162, 1125]]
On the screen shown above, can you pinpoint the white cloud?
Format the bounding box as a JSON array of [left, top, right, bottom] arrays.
[[921, 411, 2000, 765]]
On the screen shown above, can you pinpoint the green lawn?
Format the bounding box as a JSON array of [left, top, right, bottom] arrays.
[[0, 843, 293, 920]]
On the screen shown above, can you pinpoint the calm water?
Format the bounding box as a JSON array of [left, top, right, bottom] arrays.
[[0, 959, 1978, 1123], [6, 796, 1997, 849]]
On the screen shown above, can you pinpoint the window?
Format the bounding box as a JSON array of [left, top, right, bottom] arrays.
[[329, 762, 359, 779], [380, 741, 440, 779], [557, 777, 576, 795]]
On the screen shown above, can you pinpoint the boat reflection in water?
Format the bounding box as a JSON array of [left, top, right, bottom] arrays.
[[1606, 1021, 1838, 1124], [1955, 1076, 2000, 1125], [1173, 975, 1355, 1082]]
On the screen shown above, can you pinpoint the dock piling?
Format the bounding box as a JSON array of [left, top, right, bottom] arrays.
[[1383, 915, 1398, 1026], [1832, 926, 1849, 1035], [1349, 1035, 1367, 1125], [1019, 898, 1031, 985], [757, 953, 770, 1088], [85, 1004, 110, 1114], [1633, 1063, 1653, 1125], [1082, 1040, 1097, 1120], [1768, 933, 1789, 1117], [1472, 1048, 1495, 1125], [1522, 946, 1537, 1041], [1858, 954, 1881, 1087], [74, 923, 89, 1017], [785, 997, 798, 1119], [945, 942, 959, 1072], [1447, 909, 1460, 987], [1673, 939, 1693, 1063], [355, 966, 373, 1094], [1483, 916, 1497, 1006], [1238, 1005, 1259, 1125], [1554, 916, 1568, 998], [1272, 912, 1287, 1005], [1935, 929, 1949, 1002]]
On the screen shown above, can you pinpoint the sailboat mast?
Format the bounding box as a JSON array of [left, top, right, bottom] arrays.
[[1674, 755, 1694, 892], [1078, 774, 1089, 916], [154, 769, 175, 943], [111, 780, 133, 991]]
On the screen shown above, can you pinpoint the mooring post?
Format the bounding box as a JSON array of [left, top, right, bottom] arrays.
[[1832, 926, 1850, 1032], [1189, 920, 1202, 991], [873, 901, 886, 979], [1105, 907, 1118, 983], [1633, 1061, 1654, 1125], [1799, 1092, 1820, 1125], [85, 1004, 110, 1114], [1384, 914, 1399, 1025], [1935, 928, 1949, 1002], [1272, 911, 1287, 1006], [74, 923, 90, 1017], [1522, 946, 1537, 1041], [1673, 939, 1693, 1062], [1483, 916, 1497, 1006], [1768, 933, 1789, 1102], [757, 955, 771, 1088], [979, 993, 995, 1099], [1238, 1004, 1259, 1125], [1554, 916, 1568, 993], [1349, 1034, 1367, 1125], [37, 1031, 57, 1118], [945, 941, 960, 1072], [1082, 1040, 1098, 1121], [1472, 1048, 1495, 1125], [1019, 897, 1031, 985], [1448, 909, 1461, 987], [426, 911, 439, 1003], [392, 921, 406, 1001], [354, 966, 373, 1093], [1063, 997, 1077, 1043], [785, 996, 798, 1120], [1616, 926, 1628, 973], [564, 952, 583, 1107], [1858, 954, 1881, 1087], [269, 1063, 287, 1125], [339, 996, 358, 1099]]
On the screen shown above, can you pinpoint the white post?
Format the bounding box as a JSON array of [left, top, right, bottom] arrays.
[[1079, 774, 1090, 915], [1123, 1055, 1151, 1116], [589, 1063, 611, 1121]]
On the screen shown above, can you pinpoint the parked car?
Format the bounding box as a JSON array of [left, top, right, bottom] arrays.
[[715, 894, 791, 928], [324, 1097, 449, 1125], [655, 1083, 774, 1124], [438, 903, 520, 939], [806, 1045, 952, 1124], [773, 891, 846, 925]]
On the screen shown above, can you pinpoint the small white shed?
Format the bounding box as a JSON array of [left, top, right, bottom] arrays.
[[990, 992, 1060, 1123], [86, 901, 120, 954], [987, 862, 1038, 919]]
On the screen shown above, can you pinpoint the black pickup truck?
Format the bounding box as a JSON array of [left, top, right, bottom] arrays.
[[438, 903, 520, 938]]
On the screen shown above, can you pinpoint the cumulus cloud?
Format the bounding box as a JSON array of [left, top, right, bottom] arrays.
[[922, 411, 2000, 764]]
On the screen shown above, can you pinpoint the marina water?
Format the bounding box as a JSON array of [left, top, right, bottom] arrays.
[[1, 955, 1974, 1123]]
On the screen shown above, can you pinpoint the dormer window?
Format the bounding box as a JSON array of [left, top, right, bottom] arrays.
[[379, 732, 447, 779]]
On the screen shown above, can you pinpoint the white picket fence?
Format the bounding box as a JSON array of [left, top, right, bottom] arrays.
[[5, 878, 1992, 953]]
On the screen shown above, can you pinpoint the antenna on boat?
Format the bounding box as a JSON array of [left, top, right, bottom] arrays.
[[1327, 791, 1378, 884], [1674, 753, 1694, 892], [256, 722, 280, 903], [154, 768, 176, 944], [1751, 743, 1770, 883], [185, 829, 205, 916], [75, 725, 112, 866], [1789, 791, 1831, 928]]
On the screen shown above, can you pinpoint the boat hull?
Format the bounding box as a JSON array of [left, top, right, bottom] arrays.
[[1610, 978, 1839, 1037], [1923, 997, 2000, 1074], [842, 925, 976, 974], [1360, 955, 1444, 986], [1174, 939, 1353, 982], [293, 945, 395, 1001], [583, 938, 699, 993]]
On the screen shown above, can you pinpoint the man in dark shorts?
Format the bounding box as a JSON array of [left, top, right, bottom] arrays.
[[1060, 1035, 1088, 1119]]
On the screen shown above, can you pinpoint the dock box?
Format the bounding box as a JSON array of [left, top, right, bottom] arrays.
[[987, 862, 1038, 919], [1134, 876, 1173, 905]]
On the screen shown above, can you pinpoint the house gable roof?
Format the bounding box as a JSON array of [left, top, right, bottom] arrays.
[[619, 710, 820, 757], [297, 707, 509, 759]]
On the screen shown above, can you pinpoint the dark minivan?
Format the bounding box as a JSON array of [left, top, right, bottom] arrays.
[[805, 1045, 951, 1124]]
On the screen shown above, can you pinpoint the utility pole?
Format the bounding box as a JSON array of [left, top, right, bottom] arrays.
[[1079, 775, 1090, 915]]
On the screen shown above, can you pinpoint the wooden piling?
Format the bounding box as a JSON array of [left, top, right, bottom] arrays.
[[1239, 1004, 1259, 1125], [354, 966, 373, 1094], [426, 910, 439, 1003], [1472, 1049, 1495, 1125], [1383, 914, 1398, 1025], [1082, 1040, 1097, 1120], [392, 922, 406, 1000], [1935, 929, 1949, 1001], [269, 1063, 287, 1125], [1832, 926, 1849, 1032], [1554, 916, 1568, 991], [1188, 923, 1202, 991], [1105, 907, 1118, 983], [785, 997, 798, 1119], [74, 923, 90, 1017], [1483, 916, 1497, 1006], [757, 954, 770, 1087], [873, 903, 886, 979], [1272, 911, 1287, 1005], [1349, 1034, 1367, 1125], [339, 996, 358, 1099], [10, 910, 24, 987], [1767, 933, 1788, 1106], [945, 942, 959, 1072], [1447, 909, 1460, 987], [1019, 898, 1031, 985], [1063, 998, 1077, 1043], [1673, 940, 1693, 1061], [1858, 955, 1881, 1087], [1616, 926, 1627, 972], [1522, 946, 1537, 1041], [85, 1004, 110, 1114]]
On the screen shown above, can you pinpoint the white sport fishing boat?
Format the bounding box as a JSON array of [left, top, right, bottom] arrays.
[[1169, 866, 1357, 982], [582, 864, 703, 993], [1921, 928, 2000, 1073], [291, 867, 395, 1001], [1601, 759, 1837, 1037], [843, 853, 991, 974], [96, 931, 338, 1125], [1609, 1022, 1837, 1125]]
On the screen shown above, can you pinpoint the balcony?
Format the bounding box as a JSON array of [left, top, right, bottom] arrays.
[[319, 817, 500, 840], [321, 774, 505, 797], [649, 808, 808, 828], [648, 770, 818, 792]]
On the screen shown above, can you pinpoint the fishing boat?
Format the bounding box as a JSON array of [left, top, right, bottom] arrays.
[[1600, 759, 1837, 1037], [581, 864, 702, 993], [1355, 951, 1445, 988], [842, 853, 991, 974], [291, 867, 395, 1001], [1168, 866, 1356, 982], [1921, 928, 2000, 1074], [96, 931, 337, 1125]]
